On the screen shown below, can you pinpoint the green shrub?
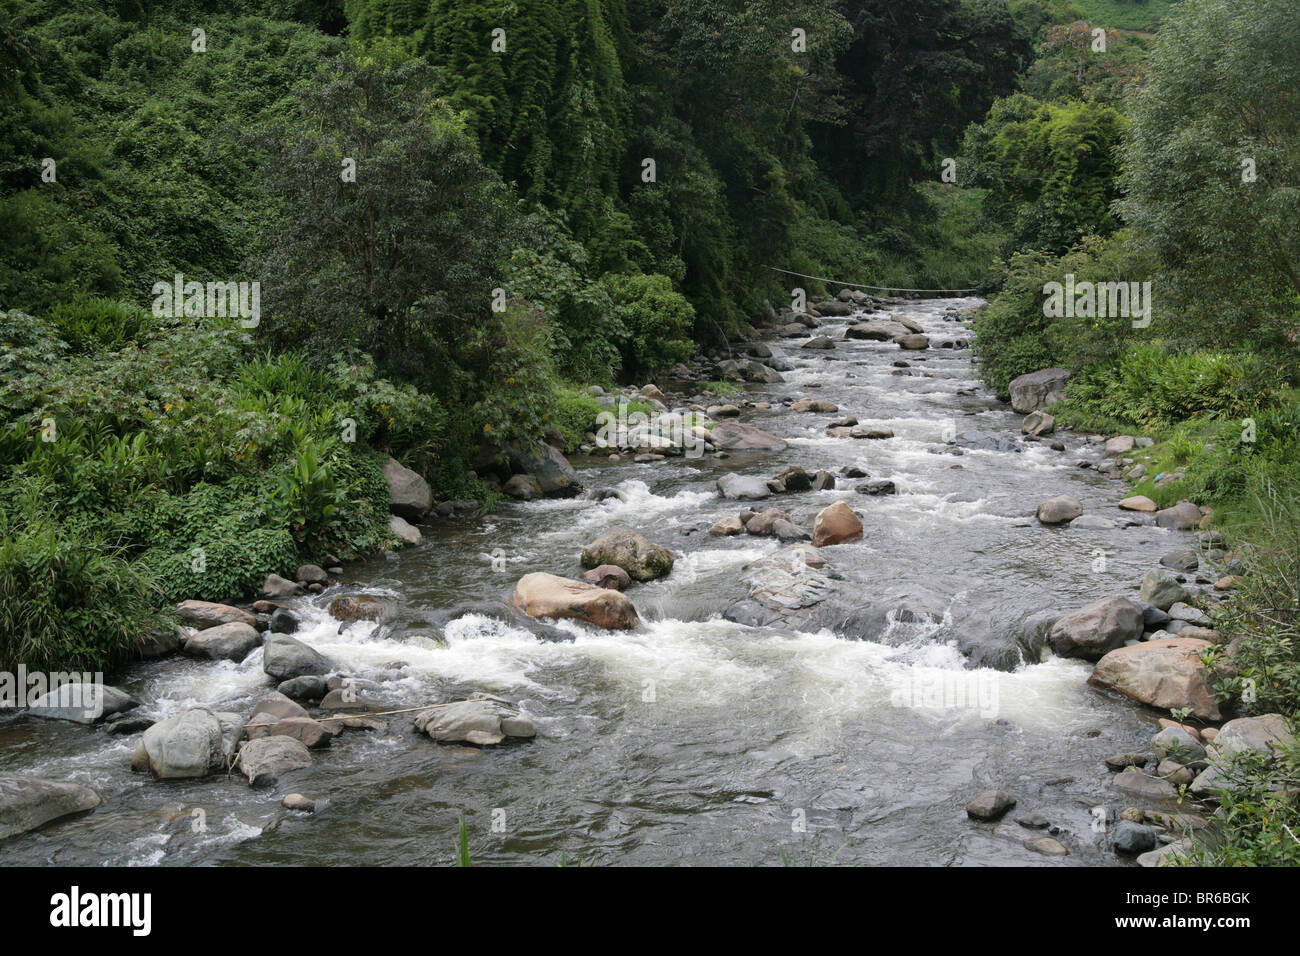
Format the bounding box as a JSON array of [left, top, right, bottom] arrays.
[[602, 273, 694, 380], [0, 517, 166, 672], [550, 388, 604, 453], [45, 295, 151, 354]]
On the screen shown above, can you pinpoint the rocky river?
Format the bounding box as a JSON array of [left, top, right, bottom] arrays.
[[0, 295, 1244, 866]]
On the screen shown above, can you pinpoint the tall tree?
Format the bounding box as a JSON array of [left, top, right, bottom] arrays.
[[1117, 0, 1300, 349]]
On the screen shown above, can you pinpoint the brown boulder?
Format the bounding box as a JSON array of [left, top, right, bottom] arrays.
[[1088, 638, 1220, 721], [509, 573, 641, 630], [812, 501, 863, 548]]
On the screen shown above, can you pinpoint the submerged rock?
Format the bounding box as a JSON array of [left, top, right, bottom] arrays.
[[414, 697, 536, 746], [0, 775, 101, 840]]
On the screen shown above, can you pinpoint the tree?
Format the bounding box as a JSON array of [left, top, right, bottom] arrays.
[[962, 93, 1126, 255], [1117, 0, 1300, 349], [254, 54, 519, 392]]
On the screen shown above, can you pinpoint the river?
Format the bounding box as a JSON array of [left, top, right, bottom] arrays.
[[0, 296, 1193, 866]]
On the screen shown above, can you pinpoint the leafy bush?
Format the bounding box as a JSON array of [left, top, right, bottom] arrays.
[[45, 295, 150, 353], [0, 516, 166, 672], [550, 388, 604, 453], [1062, 344, 1287, 431], [602, 273, 694, 380]]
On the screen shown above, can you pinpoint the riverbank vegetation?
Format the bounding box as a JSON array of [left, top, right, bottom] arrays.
[[965, 0, 1300, 864]]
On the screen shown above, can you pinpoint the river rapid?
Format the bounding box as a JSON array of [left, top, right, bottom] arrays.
[[1, 296, 1196, 866]]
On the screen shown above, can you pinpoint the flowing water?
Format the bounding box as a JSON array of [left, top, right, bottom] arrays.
[[0, 297, 1194, 866]]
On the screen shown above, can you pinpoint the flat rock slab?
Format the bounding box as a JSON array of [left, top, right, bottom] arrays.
[[0, 774, 101, 840], [415, 697, 536, 746]]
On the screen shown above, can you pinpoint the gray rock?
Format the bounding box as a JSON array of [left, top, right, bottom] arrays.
[[383, 457, 433, 519], [139, 708, 243, 779], [1160, 549, 1199, 572], [262, 633, 332, 681], [236, 735, 312, 786], [1156, 502, 1203, 530], [508, 443, 583, 498], [269, 607, 299, 634], [717, 473, 773, 501], [296, 564, 328, 585], [1153, 726, 1207, 763], [709, 421, 787, 451], [1026, 836, 1069, 856], [176, 600, 257, 630], [1167, 602, 1208, 625], [26, 683, 139, 724], [0, 775, 101, 840], [1049, 596, 1144, 660], [580, 527, 674, 582], [183, 621, 260, 662], [1191, 713, 1297, 797], [1037, 496, 1083, 525], [1113, 820, 1158, 854], [1070, 515, 1116, 530], [277, 676, 329, 701], [1009, 368, 1071, 413], [260, 573, 304, 600], [966, 789, 1016, 820], [388, 514, 422, 545], [1140, 569, 1192, 611], [414, 697, 536, 746], [1112, 767, 1178, 801]]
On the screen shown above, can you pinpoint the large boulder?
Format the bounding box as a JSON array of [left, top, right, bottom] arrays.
[[580, 527, 674, 582], [26, 683, 139, 724], [1088, 638, 1221, 721], [895, 334, 929, 350], [139, 708, 244, 779], [262, 633, 333, 681], [1190, 714, 1297, 798], [845, 320, 911, 341], [414, 697, 537, 746], [182, 621, 260, 662], [509, 573, 641, 630], [812, 501, 863, 547], [176, 600, 256, 630], [236, 735, 312, 787], [709, 421, 787, 452], [0, 775, 101, 840], [383, 457, 433, 520], [508, 443, 583, 498], [1009, 368, 1071, 413], [1049, 596, 1144, 661]]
